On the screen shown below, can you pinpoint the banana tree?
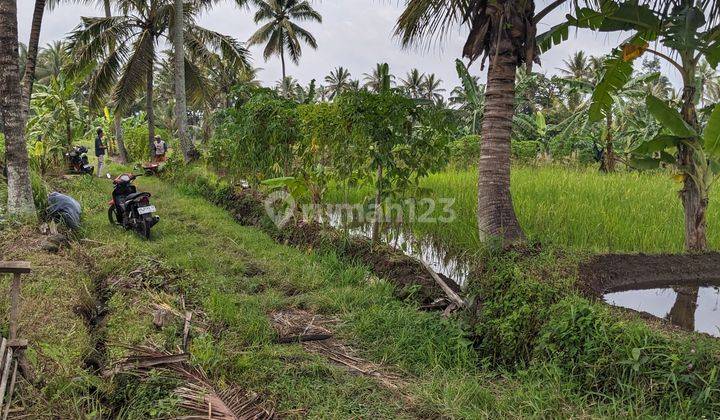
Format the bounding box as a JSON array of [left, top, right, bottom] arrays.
[[545, 0, 720, 251], [453, 59, 484, 135], [554, 68, 660, 172]]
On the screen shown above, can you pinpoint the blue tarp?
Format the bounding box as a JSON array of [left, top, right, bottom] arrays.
[[47, 192, 82, 230]]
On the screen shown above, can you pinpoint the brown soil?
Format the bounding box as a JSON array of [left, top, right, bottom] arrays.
[[580, 252, 720, 295]]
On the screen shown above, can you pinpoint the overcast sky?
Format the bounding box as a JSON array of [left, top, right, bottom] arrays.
[[16, 1, 681, 91]]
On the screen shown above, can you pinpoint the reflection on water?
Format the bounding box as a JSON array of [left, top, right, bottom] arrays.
[[604, 286, 720, 337], [327, 212, 470, 286]]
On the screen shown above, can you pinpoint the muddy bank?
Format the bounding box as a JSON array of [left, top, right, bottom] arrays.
[[580, 252, 720, 294], [222, 188, 461, 305]]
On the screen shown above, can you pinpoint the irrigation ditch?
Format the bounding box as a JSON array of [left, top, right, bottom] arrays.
[[200, 180, 720, 334], [165, 172, 720, 413]]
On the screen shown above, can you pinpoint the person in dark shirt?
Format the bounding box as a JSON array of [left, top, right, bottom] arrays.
[[95, 128, 107, 177]]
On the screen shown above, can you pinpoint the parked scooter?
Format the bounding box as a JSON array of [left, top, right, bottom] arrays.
[[66, 145, 94, 175], [107, 172, 159, 239]]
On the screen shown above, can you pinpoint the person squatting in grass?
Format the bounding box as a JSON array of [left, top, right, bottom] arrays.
[[95, 128, 107, 178]]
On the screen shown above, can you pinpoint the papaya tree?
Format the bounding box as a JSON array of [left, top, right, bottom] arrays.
[[336, 90, 452, 241]]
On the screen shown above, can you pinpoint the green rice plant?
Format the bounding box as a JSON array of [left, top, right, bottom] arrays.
[[329, 165, 720, 254]]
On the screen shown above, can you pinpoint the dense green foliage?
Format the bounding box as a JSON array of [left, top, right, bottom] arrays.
[[121, 114, 172, 163], [209, 88, 452, 203], [470, 249, 720, 415]]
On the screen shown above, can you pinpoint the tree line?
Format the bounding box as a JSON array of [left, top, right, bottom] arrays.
[[3, 0, 720, 255]]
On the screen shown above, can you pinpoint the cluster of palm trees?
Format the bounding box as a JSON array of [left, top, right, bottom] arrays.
[[273, 65, 449, 104]]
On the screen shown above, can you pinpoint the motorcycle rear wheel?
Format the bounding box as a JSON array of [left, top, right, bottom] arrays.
[[108, 205, 121, 225], [140, 218, 152, 240]]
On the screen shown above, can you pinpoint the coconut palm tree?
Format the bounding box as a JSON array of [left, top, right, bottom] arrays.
[[396, 0, 576, 245], [21, 0, 47, 120], [363, 63, 395, 92], [401, 68, 425, 99], [1, 0, 36, 216], [246, 0, 321, 80], [276, 76, 300, 99], [348, 79, 362, 92], [23, 0, 113, 118], [422, 73, 445, 103], [324, 66, 352, 99], [35, 41, 66, 85], [172, 0, 195, 162], [206, 57, 261, 108], [67, 0, 250, 158], [559, 51, 592, 81]]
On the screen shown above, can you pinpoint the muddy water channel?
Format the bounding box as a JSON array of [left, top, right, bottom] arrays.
[[604, 286, 720, 337], [327, 212, 470, 287]]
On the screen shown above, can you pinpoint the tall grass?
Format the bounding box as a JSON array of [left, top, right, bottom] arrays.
[[329, 166, 719, 254]]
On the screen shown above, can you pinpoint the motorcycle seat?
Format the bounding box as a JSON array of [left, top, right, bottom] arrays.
[[122, 192, 151, 203]]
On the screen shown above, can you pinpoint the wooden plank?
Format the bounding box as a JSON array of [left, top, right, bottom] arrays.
[[6, 340, 27, 349], [0, 262, 30, 274], [1, 361, 17, 420], [0, 339, 5, 382], [0, 348, 13, 409], [8, 274, 21, 340], [182, 311, 192, 352], [416, 259, 468, 309]]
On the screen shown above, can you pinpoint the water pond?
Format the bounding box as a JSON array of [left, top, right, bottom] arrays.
[[604, 286, 720, 337]]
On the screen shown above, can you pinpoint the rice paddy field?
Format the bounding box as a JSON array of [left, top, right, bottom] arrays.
[[328, 165, 720, 255]]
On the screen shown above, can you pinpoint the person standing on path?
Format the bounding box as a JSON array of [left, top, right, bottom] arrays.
[[153, 135, 167, 163], [95, 128, 107, 177]]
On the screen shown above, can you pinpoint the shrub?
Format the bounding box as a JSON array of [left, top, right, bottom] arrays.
[[511, 140, 540, 161], [122, 120, 170, 163], [449, 135, 480, 168], [468, 250, 720, 415], [30, 170, 49, 216], [209, 90, 300, 182]]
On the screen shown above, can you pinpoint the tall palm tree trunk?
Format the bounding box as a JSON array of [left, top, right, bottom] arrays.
[[280, 48, 286, 80], [476, 36, 525, 245], [146, 58, 156, 160], [0, 0, 36, 217], [173, 0, 195, 162], [101, 0, 128, 163], [21, 0, 46, 121]]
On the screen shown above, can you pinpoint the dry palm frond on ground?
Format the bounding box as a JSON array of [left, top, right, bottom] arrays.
[[108, 345, 275, 420]]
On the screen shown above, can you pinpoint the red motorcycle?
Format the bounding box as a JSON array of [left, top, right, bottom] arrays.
[[107, 173, 159, 239]]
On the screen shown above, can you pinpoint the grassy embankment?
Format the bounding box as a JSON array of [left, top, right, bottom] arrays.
[[328, 165, 720, 255], [170, 166, 720, 417], [2, 163, 717, 417], [2, 169, 676, 418]]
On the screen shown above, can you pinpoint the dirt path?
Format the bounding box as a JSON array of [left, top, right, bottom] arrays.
[[60, 176, 424, 418]]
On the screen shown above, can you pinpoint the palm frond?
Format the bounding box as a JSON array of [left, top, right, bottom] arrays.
[[112, 29, 155, 113]]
